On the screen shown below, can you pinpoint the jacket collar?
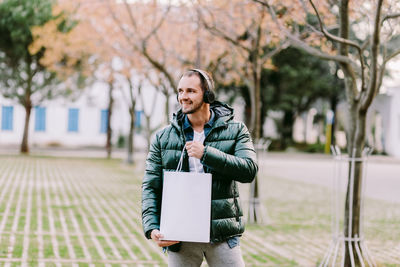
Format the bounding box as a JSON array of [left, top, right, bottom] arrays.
[[183, 109, 215, 131], [171, 101, 234, 131]]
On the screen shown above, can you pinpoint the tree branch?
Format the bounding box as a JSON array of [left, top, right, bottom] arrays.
[[361, 0, 384, 112], [361, 39, 370, 51], [203, 24, 252, 54], [282, 26, 356, 65], [252, 0, 269, 8], [153, 31, 167, 64], [199, 6, 252, 54], [107, 0, 177, 90], [254, 0, 355, 65], [376, 47, 400, 93], [376, 53, 386, 94], [308, 0, 366, 93], [141, 44, 177, 91], [142, 6, 171, 43], [122, 0, 138, 31], [309, 0, 361, 49], [381, 13, 400, 25], [262, 41, 290, 61], [204, 50, 229, 86], [384, 48, 400, 63], [106, 2, 140, 52]]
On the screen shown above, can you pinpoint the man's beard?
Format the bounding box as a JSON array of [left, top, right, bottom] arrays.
[[181, 101, 203, 114]]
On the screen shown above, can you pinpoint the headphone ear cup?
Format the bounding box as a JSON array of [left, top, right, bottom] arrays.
[[203, 90, 215, 104]]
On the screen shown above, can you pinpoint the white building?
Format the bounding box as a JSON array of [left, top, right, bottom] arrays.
[[0, 81, 156, 150], [371, 87, 400, 157], [2, 79, 400, 158]]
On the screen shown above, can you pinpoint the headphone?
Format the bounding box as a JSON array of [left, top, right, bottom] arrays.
[[178, 69, 216, 104]]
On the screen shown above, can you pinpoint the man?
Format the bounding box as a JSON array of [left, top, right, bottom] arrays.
[[142, 69, 258, 266]]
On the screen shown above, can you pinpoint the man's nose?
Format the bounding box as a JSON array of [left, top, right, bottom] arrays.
[[180, 91, 189, 100]]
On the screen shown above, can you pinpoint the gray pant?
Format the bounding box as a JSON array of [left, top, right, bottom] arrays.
[[167, 242, 245, 267]]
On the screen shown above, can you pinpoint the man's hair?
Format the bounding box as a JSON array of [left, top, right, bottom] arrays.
[[182, 70, 213, 92]]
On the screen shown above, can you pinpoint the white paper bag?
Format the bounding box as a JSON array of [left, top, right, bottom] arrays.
[[159, 148, 212, 243]]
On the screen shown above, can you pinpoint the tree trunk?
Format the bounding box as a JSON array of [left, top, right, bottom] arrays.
[[241, 86, 252, 128], [165, 92, 170, 125], [260, 91, 268, 138], [281, 110, 295, 149], [126, 78, 137, 164], [253, 67, 262, 141], [21, 57, 33, 154], [248, 84, 257, 137], [330, 96, 339, 145], [106, 81, 114, 159], [248, 64, 263, 223], [127, 105, 135, 164], [344, 108, 367, 267], [20, 102, 32, 154], [145, 115, 152, 154]]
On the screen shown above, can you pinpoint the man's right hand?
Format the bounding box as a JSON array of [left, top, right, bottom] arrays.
[[150, 229, 180, 247]]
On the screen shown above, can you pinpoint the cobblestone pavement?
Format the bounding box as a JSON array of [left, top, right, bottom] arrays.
[[0, 155, 399, 266]]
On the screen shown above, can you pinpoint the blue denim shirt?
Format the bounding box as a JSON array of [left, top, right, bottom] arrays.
[[182, 110, 240, 249], [182, 109, 215, 141]]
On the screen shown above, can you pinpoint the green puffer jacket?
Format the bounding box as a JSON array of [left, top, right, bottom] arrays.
[[141, 101, 258, 245]]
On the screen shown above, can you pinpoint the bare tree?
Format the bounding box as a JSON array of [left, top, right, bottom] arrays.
[[118, 75, 139, 164], [138, 83, 162, 152], [199, 1, 289, 140], [255, 0, 400, 264], [106, 75, 115, 159], [105, 1, 233, 124], [106, 1, 178, 91], [198, 0, 294, 223]]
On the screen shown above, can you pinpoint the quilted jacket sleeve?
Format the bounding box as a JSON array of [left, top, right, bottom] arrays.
[[141, 133, 163, 239], [201, 122, 258, 183]]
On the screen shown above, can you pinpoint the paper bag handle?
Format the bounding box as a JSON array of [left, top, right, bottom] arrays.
[[176, 145, 200, 173], [176, 146, 185, 171]]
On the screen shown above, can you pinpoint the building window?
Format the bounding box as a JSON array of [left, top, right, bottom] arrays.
[[1, 106, 14, 131], [35, 106, 46, 132], [135, 110, 143, 128], [100, 109, 108, 133], [68, 108, 79, 132]]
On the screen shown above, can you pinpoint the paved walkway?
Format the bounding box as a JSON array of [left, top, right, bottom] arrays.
[[262, 152, 400, 203], [0, 154, 399, 266], [0, 156, 166, 267]]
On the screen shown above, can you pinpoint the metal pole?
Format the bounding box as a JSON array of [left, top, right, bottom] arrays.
[[319, 147, 376, 267]]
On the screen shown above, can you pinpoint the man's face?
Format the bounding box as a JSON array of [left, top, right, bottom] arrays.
[[177, 75, 204, 114]]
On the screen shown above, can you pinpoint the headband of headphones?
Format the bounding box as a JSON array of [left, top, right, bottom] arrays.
[[189, 68, 215, 92]]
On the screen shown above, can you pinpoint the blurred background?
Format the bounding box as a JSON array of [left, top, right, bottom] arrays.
[[1, 0, 400, 158], [1, 0, 400, 266]]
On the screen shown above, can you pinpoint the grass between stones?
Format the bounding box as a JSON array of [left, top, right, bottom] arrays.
[[0, 155, 398, 266]]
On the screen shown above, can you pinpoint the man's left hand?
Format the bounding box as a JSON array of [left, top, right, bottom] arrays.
[[185, 141, 204, 159]]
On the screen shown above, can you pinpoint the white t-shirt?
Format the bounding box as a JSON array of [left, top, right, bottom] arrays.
[[189, 130, 205, 173]]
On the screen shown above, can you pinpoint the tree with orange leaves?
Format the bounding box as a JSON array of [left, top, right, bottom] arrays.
[[197, 0, 308, 223], [198, 0, 302, 141], [93, 0, 234, 158], [103, 0, 231, 120], [30, 0, 120, 158]]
